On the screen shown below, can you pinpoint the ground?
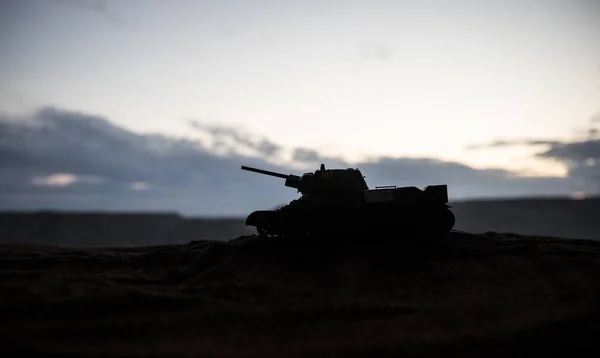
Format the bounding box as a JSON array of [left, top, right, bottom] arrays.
[[1, 231, 600, 357]]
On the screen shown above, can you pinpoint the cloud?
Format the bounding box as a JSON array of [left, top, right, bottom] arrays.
[[188, 120, 282, 159], [467, 115, 600, 193], [31, 173, 78, 187], [359, 44, 395, 62], [292, 148, 322, 162], [130, 181, 150, 191], [354, 157, 573, 199], [53, 0, 108, 13], [51, 0, 128, 29], [466, 139, 561, 149], [536, 140, 600, 193], [31, 173, 104, 187], [0, 107, 581, 216], [0, 107, 298, 215]]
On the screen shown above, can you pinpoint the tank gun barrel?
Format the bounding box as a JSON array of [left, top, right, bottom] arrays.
[[240, 165, 290, 179], [241, 165, 303, 191]]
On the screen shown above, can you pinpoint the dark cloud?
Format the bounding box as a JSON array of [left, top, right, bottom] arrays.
[[539, 140, 600, 162], [355, 157, 572, 199], [466, 139, 561, 149], [52, 0, 127, 28], [290, 148, 345, 166], [536, 140, 600, 193], [53, 0, 108, 13], [0, 107, 298, 215], [292, 148, 321, 162], [188, 120, 282, 159], [0, 107, 580, 216], [467, 115, 600, 193]]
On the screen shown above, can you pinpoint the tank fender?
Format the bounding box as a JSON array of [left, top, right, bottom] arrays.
[[245, 210, 276, 226], [245, 211, 261, 226], [423, 185, 448, 203]]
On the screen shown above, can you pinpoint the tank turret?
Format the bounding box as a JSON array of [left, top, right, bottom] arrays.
[[240, 163, 455, 238], [241, 163, 368, 196]]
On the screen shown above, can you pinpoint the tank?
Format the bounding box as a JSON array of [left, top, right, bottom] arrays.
[[241, 163, 455, 237]]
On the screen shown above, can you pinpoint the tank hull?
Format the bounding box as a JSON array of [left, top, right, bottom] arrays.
[[246, 202, 455, 238]]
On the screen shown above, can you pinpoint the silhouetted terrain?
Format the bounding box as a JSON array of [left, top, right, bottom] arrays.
[[1, 197, 599, 247], [2, 231, 599, 357]]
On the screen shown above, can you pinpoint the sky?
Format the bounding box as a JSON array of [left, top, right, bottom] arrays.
[[0, 0, 599, 216]]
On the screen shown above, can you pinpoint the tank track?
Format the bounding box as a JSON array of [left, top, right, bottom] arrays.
[[247, 204, 455, 238]]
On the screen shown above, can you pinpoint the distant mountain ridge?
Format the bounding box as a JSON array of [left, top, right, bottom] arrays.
[[1, 197, 599, 247], [0, 211, 252, 247], [450, 197, 600, 241]]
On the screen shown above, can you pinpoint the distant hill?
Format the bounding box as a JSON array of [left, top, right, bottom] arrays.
[[0, 197, 598, 247], [0, 211, 253, 247], [450, 197, 600, 241]]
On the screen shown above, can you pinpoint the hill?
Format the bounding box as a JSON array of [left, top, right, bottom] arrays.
[[2, 231, 599, 357], [0, 211, 254, 247], [1, 197, 599, 247], [451, 197, 600, 240]]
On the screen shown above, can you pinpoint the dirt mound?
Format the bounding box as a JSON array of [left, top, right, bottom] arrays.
[[1, 231, 600, 357]]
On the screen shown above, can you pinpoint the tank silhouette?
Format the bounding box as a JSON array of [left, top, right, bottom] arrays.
[[241, 164, 455, 237]]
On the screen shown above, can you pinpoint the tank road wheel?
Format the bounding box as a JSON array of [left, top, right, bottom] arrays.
[[259, 226, 282, 238], [257, 227, 269, 237], [445, 209, 456, 232], [246, 210, 281, 238], [419, 207, 456, 240]]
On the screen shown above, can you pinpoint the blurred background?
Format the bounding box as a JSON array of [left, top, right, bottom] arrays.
[[1, 0, 599, 245]]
